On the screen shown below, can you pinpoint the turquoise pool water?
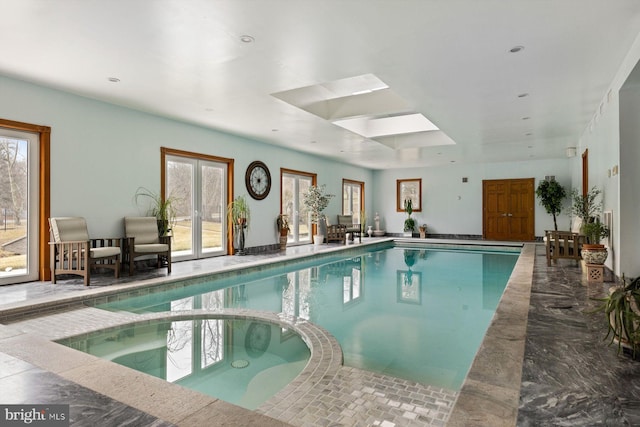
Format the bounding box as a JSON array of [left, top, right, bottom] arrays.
[[94, 244, 518, 391], [59, 318, 310, 410]]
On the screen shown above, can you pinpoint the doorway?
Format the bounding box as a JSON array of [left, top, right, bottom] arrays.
[[0, 129, 40, 284], [483, 178, 535, 241], [281, 169, 315, 245], [163, 148, 231, 260]]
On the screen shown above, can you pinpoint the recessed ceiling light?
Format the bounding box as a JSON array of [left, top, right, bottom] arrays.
[[528, 145, 533, 148], [205, 108, 214, 112], [522, 116, 530, 120], [271, 129, 279, 132], [107, 77, 120, 83], [450, 160, 456, 163], [525, 132, 532, 136], [517, 93, 529, 98], [509, 46, 525, 53], [310, 140, 317, 144], [240, 35, 254, 43]]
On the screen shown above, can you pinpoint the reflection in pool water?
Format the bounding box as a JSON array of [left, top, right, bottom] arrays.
[[97, 245, 518, 390], [59, 318, 310, 410]]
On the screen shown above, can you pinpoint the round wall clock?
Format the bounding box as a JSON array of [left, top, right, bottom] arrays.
[[245, 160, 271, 200]]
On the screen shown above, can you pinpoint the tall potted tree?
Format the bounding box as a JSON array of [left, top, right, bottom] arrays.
[[535, 179, 566, 231], [303, 184, 334, 245]]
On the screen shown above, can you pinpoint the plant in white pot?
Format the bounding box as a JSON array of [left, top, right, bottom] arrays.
[[303, 184, 334, 245]]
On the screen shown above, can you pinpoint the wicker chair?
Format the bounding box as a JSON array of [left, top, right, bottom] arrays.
[[49, 217, 121, 285], [124, 217, 171, 275]]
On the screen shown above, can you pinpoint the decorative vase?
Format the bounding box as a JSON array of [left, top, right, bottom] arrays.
[[313, 234, 324, 245], [582, 245, 608, 264], [279, 235, 287, 250], [367, 226, 373, 237]]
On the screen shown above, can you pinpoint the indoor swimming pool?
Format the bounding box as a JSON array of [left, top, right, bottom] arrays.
[[72, 243, 519, 396]]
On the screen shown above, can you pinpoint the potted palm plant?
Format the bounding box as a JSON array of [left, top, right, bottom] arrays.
[[303, 184, 334, 245], [594, 275, 640, 358], [134, 187, 178, 235], [227, 195, 251, 255]]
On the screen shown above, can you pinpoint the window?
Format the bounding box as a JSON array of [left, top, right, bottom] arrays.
[[342, 179, 364, 223]]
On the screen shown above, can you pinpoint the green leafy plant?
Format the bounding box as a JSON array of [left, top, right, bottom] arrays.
[[403, 199, 415, 232], [571, 186, 603, 223], [302, 185, 334, 224], [593, 276, 640, 357], [134, 186, 178, 234], [227, 195, 251, 229], [582, 219, 610, 245], [535, 179, 567, 231]]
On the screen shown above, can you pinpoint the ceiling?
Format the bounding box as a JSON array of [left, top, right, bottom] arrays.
[[3, 1, 640, 169]]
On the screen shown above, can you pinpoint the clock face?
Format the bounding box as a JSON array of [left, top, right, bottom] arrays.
[[245, 161, 271, 200], [245, 322, 272, 357]]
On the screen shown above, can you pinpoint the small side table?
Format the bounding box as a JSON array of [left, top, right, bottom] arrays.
[[586, 264, 604, 283]]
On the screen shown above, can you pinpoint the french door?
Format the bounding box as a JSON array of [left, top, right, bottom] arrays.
[[281, 169, 315, 245], [0, 129, 39, 285], [482, 178, 535, 241], [164, 149, 230, 260], [342, 179, 364, 221]]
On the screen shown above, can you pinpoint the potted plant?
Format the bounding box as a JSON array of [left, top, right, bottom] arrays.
[[276, 214, 289, 250], [570, 186, 603, 226], [134, 186, 178, 235], [571, 186, 607, 264], [227, 195, 251, 255], [535, 179, 567, 231], [403, 199, 415, 236], [302, 184, 334, 245], [594, 275, 640, 358]]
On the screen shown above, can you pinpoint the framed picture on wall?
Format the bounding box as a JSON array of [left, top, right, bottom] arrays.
[[396, 178, 422, 212]]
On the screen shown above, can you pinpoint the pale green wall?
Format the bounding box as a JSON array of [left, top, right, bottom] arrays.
[[372, 158, 573, 238], [571, 30, 640, 277], [0, 75, 372, 249]]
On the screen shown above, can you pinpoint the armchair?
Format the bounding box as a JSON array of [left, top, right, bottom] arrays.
[[337, 215, 361, 243], [49, 217, 121, 286], [124, 217, 172, 275]]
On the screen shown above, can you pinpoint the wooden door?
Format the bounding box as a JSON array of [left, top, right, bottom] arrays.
[[483, 178, 535, 241]]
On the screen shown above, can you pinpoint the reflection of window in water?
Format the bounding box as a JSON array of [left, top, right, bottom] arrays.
[[343, 269, 361, 304], [166, 320, 193, 382], [201, 319, 224, 369], [282, 270, 311, 323], [200, 290, 224, 310]]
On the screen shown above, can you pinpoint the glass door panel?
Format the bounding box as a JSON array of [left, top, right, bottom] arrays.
[[167, 158, 194, 257], [167, 155, 227, 260], [200, 163, 224, 254], [0, 131, 38, 285], [281, 172, 312, 245]]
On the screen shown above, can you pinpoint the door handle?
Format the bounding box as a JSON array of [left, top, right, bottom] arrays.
[[501, 213, 508, 217], [507, 213, 513, 217]]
